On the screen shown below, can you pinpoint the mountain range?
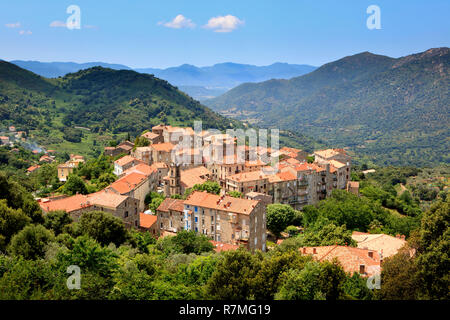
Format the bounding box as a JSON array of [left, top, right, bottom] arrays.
[[0, 60, 319, 157], [9, 60, 316, 101], [205, 48, 450, 167]]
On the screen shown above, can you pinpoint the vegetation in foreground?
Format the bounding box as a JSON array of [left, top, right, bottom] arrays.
[[0, 167, 448, 300]]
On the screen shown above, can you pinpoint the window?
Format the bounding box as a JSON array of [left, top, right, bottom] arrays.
[[359, 265, 365, 274], [124, 211, 128, 218], [195, 216, 198, 223]]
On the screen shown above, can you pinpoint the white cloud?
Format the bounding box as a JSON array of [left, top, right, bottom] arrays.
[[49, 20, 67, 28], [19, 30, 32, 35], [203, 15, 244, 33], [159, 14, 195, 29], [5, 22, 21, 28]]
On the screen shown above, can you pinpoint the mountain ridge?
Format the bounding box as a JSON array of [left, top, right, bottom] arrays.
[[9, 60, 317, 100], [205, 48, 450, 166]]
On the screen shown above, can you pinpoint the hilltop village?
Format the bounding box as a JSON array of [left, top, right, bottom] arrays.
[[35, 124, 408, 276]]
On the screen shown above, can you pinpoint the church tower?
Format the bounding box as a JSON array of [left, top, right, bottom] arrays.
[[169, 163, 181, 196]]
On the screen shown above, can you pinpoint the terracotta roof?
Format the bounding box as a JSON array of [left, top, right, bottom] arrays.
[[329, 159, 346, 168], [282, 157, 301, 165], [351, 232, 409, 259], [114, 155, 139, 167], [40, 194, 92, 213], [157, 198, 185, 213], [184, 191, 259, 215], [179, 166, 211, 188], [277, 170, 297, 181], [280, 147, 302, 154], [227, 170, 268, 183], [86, 190, 128, 209], [109, 172, 148, 194], [39, 190, 129, 213], [151, 142, 175, 152], [134, 146, 152, 152], [151, 162, 168, 169], [244, 159, 267, 167], [27, 165, 40, 172], [300, 245, 381, 277], [122, 163, 156, 177], [347, 181, 360, 188], [152, 124, 166, 130], [314, 148, 347, 159], [210, 241, 240, 252], [139, 213, 158, 229], [141, 132, 160, 139]]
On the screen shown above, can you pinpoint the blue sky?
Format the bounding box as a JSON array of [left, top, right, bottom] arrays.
[[1, 0, 449, 68]]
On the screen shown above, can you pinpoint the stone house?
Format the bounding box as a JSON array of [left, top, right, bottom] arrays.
[[183, 191, 267, 251]]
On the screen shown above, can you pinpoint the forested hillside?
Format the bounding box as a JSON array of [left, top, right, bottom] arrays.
[[206, 48, 450, 167]]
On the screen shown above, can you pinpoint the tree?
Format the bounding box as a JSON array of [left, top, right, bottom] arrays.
[[317, 259, 347, 300], [343, 272, 373, 300], [376, 248, 419, 300], [134, 136, 150, 148], [227, 191, 243, 198], [266, 204, 296, 236], [77, 211, 129, 247], [63, 174, 88, 196], [253, 249, 309, 299], [206, 248, 261, 299], [0, 257, 55, 299], [275, 261, 324, 300], [0, 199, 31, 250], [0, 172, 43, 223], [149, 197, 164, 213], [156, 230, 214, 255], [43, 210, 73, 235], [8, 224, 55, 260], [415, 199, 450, 299], [187, 181, 221, 196], [299, 222, 356, 247]]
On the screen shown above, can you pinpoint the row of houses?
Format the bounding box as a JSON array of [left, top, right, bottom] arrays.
[[156, 191, 267, 251], [39, 124, 358, 254]]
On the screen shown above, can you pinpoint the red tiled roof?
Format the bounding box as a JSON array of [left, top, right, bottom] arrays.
[[122, 163, 156, 177], [300, 245, 381, 277], [114, 155, 139, 167], [210, 241, 240, 252], [157, 198, 185, 213], [351, 232, 409, 259], [27, 165, 40, 172], [39, 190, 129, 213], [108, 172, 148, 194], [40, 194, 92, 213], [227, 170, 268, 183], [151, 142, 175, 152], [184, 191, 259, 215], [141, 132, 160, 139], [139, 213, 158, 229]]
